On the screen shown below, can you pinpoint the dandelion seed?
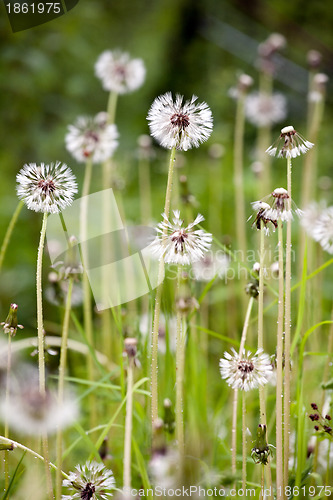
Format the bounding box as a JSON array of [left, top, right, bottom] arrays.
[[266, 125, 314, 158], [16, 162, 77, 214], [147, 92, 213, 151], [148, 210, 212, 265], [95, 49, 146, 94], [65, 113, 119, 164], [62, 461, 115, 499], [245, 92, 287, 128], [219, 348, 273, 391], [0, 366, 78, 436]]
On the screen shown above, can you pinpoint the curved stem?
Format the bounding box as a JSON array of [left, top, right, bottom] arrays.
[[0, 435, 69, 479], [37, 212, 48, 395], [0, 200, 24, 272], [56, 276, 74, 500]]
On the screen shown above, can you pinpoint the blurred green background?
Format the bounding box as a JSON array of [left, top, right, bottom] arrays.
[[0, 0, 333, 327]]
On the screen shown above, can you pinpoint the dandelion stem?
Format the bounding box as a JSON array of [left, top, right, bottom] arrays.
[[37, 211, 48, 395], [258, 222, 267, 427], [43, 434, 54, 500], [4, 334, 12, 489], [0, 435, 69, 479], [0, 200, 24, 272], [175, 269, 186, 460], [283, 158, 292, 487], [123, 355, 134, 490], [107, 91, 118, 125], [233, 90, 247, 310], [242, 391, 247, 491], [80, 159, 96, 428], [232, 297, 254, 477], [56, 276, 74, 500], [276, 218, 285, 499], [151, 146, 176, 424]]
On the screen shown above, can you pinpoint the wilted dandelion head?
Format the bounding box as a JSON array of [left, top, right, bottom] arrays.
[[16, 162, 77, 214], [95, 49, 146, 94], [219, 348, 273, 391], [301, 202, 333, 254], [149, 210, 212, 265], [0, 366, 78, 436], [245, 92, 287, 128], [250, 200, 277, 234], [65, 113, 119, 164], [266, 125, 314, 158], [259, 188, 302, 223], [147, 92, 213, 151], [62, 461, 115, 499]]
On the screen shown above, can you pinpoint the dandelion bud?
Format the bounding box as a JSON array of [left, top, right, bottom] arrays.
[[124, 338, 138, 359], [238, 74, 254, 93], [1, 303, 24, 337]]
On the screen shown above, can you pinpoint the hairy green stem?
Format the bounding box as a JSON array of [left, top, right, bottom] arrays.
[[151, 146, 176, 424], [56, 276, 74, 500], [276, 219, 285, 499], [0, 435, 69, 479], [123, 356, 134, 490], [0, 200, 24, 272], [283, 158, 292, 488], [37, 212, 48, 395], [231, 297, 254, 477]]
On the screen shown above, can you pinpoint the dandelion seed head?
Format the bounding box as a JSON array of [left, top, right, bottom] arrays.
[[62, 461, 115, 499], [65, 113, 119, 164], [245, 92, 287, 128], [95, 50, 146, 94], [301, 202, 333, 254], [191, 251, 229, 282], [0, 366, 78, 436], [147, 92, 213, 151], [219, 348, 273, 391], [16, 162, 77, 214], [266, 126, 314, 158], [148, 210, 212, 265]]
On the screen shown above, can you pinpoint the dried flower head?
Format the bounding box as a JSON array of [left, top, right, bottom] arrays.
[[266, 125, 314, 158], [245, 92, 287, 128], [262, 188, 302, 223], [149, 210, 212, 265], [1, 303, 23, 336], [147, 92, 213, 151], [250, 200, 277, 234], [219, 348, 273, 391], [0, 366, 78, 436], [301, 202, 333, 254], [95, 50, 145, 94], [65, 113, 119, 164], [62, 461, 115, 499], [16, 162, 77, 214]]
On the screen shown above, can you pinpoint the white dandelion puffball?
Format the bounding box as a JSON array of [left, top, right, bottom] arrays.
[[62, 461, 115, 499], [245, 92, 287, 128], [266, 125, 314, 158], [16, 162, 77, 214], [219, 348, 273, 391], [95, 49, 146, 94], [65, 112, 119, 164], [147, 92, 213, 151]]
